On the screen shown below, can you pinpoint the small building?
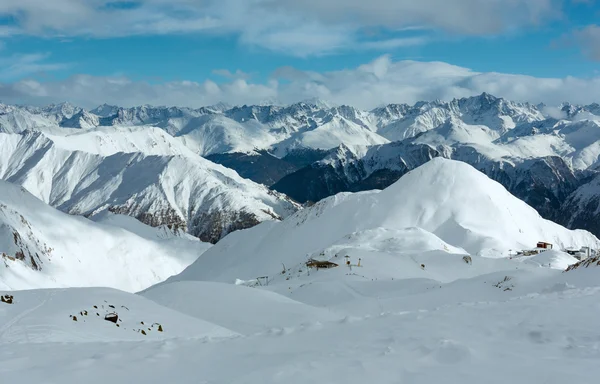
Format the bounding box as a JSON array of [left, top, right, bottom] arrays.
[[580, 247, 591, 260], [564, 247, 591, 261], [306, 259, 338, 270], [537, 241, 553, 250], [518, 249, 541, 256]]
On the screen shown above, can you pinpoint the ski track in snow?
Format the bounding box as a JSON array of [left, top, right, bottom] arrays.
[[0, 291, 55, 343]]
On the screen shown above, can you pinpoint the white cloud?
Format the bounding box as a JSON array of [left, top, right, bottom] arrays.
[[2, 56, 600, 109], [211, 69, 251, 80], [276, 0, 560, 34], [570, 24, 600, 60], [541, 105, 568, 119], [0, 53, 70, 80], [0, 0, 568, 56], [358, 37, 429, 50]]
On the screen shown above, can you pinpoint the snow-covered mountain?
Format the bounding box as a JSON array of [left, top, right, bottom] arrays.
[[171, 158, 599, 285], [2, 93, 599, 159], [3, 93, 600, 239], [0, 180, 211, 291], [0, 130, 299, 243], [371, 92, 544, 141], [3, 159, 600, 383], [272, 107, 600, 236], [273, 138, 583, 217]]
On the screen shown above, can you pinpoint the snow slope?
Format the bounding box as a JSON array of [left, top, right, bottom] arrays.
[[172, 158, 599, 285], [0, 131, 299, 243], [0, 180, 210, 292], [140, 281, 341, 335], [44, 125, 200, 157], [2, 157, 600, 383], [0, 288, 237, 343], [174, 114, 280, 156], [90, 211, 199, 241], [2, 247, 600, 383]]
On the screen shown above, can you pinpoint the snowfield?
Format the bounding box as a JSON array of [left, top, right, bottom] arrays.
[[0, 288, 237, 343], [2, 158, 599, 383], [1, 256, 600, 383]]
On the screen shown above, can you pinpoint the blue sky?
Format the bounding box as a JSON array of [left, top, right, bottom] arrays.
[[0, 0, 599, 108]]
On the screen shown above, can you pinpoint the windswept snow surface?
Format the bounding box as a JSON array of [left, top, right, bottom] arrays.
[[0, 181, 210, 292], [1, 158, 600, 383], [2, 251, 600, 383], [140, 281, 341, 335], [0, 288, 237, 343]]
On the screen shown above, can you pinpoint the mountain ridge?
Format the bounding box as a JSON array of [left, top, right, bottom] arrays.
[[2, 93, 600, 240]]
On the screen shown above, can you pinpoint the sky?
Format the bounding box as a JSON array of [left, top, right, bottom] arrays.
[[0, 0, 599, 109]]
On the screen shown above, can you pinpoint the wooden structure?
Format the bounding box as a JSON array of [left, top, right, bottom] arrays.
[[256, 276, 269, 286], [536, 241, 553, 250]]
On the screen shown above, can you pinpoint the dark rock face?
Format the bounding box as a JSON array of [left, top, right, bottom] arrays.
[[271, 164, 356, 204], [281, 149, 331, 169], [350, 169, 405, 192], [556, 173, 600, 237], [271, 143, 442, 203], [106, 204, 268, 244], [206, 148, 330, 187], [562, 198, 600, 238], [189, 210, 262, 244], [107, 206, 188, 233], [206, 151, 300, 186]]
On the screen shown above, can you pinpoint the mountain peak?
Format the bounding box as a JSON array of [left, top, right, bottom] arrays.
[[298, 97, 337, 109]]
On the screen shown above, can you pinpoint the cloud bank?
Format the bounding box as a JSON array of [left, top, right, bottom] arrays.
[[0, 0, 569, 55], [2, 55, 600, 109]]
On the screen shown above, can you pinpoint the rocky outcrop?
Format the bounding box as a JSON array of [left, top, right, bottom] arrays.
[[565, 255, 600, 271], [1, 203, 50, 271]]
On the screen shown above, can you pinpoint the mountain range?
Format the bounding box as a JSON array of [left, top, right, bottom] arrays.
[[3, 147, 600, 383], [1, 92, 600, 240]]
